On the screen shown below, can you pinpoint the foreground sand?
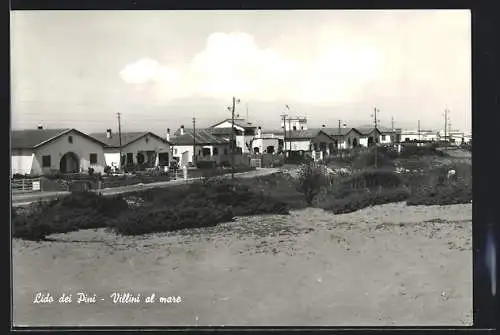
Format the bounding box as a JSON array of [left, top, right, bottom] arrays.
[[13, 203, 472, 327]]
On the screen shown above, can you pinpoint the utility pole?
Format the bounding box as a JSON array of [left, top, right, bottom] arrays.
[[117, 112, 123, 169], [246, 102, 249, 121], [418, 119, 421, 144], [391, 116, 396, 143], [288, 117, 292, 152], [230, 97, 240, 182], [192, 117, 196, 166], [372, 107, 380, 168], [281, 113, 288, 155], [444, 109, 449, 151], [285, 104, 291, 153]]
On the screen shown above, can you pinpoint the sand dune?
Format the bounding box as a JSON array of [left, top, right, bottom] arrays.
[[13, 203, 472, 327]]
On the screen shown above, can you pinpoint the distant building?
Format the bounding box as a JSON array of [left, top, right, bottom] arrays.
[[11, 127, 106, 176], [401, 129, 439, 143], [170, 127, 231, 166], [89, 129, 172, 168], [281, 117, 308, 132], [436, 130, 468, 145], [209, 118, 257, 154], [251, 127, 283, 154]]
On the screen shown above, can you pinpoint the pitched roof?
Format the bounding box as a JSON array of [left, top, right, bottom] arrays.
[[355, 125, 398, 134], [210, 118, 257, 129], [352, 127, 383, 135], [210, 127, 236, 136], [11, 128, 107, 150], [320, 127, 353, 137], [89, 131, 170, 148], [171, 129, 230, 146], [287, 129, 323, 140]]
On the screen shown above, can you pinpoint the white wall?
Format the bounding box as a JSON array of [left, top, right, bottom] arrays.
[[120, 135, 171, 166], [379, 134, 392, 144], [173, 143, 230, 166], [11, 149, 34, 176], [252, 138, 280, 154], [173, 145, 194, 166], [32, 130, 106, 175], [281, 119, 308, 131], [213, 121, 245, 131], [104, 152, 121, 168], [359, 137, 369, 147], [288, 139, 311, 151]]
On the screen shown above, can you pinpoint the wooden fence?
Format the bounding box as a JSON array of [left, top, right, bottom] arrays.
[[11, 178, 42, 194]]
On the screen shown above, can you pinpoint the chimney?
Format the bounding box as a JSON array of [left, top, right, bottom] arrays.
[[180, 125, 184, 135], [37, 124, 43, 130], [257, 126, 262, 137], [166, 128, 171, 141], [106, 128, 112, 138]]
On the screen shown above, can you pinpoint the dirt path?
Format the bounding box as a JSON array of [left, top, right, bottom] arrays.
[[13, 203, 472, 327]]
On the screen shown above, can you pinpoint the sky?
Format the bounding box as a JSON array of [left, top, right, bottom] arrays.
[[11, 10, 471, 135]]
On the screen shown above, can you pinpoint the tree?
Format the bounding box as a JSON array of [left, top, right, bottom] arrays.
[[296, 160, 328, 206]]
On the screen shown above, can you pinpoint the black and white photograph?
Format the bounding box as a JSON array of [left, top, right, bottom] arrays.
[[11, 9, 472, 327]]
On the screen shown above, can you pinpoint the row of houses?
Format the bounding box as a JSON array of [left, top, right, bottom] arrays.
[[11, 117, 471, 176]]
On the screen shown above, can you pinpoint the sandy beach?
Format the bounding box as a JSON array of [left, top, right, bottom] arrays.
[[12, 202, 472, 327]]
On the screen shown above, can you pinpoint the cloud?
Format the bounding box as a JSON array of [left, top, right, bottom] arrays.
[[119, 13, 469, 107]]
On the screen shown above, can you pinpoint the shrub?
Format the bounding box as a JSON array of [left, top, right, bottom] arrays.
[[196, 160, 217, 169], [104, 166, 112, 176], [406, 180, 472, 206], [351, 148, 394, 170], [12, 193, 128, 240], [109, 182, 289, 236], [319, 186, 411, 214], [296, 161, 328, 205], [108, 200, 235, 236]]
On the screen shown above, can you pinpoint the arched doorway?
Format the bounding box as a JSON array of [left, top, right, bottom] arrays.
[[60, 152, 79, 174]]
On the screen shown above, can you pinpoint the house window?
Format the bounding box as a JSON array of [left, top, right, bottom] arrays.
[[293, 126, 297, 131], [224, 148, 228, 155], [89, 153, 98, 164], [213, 147, 219, 155], [42, 155, 51, 167], [202, 148, 211, 156], [126, 153, 134, 165], [158, 153, 169, 166], [174, 148, 178, 155], [68, 136, 73, 144]]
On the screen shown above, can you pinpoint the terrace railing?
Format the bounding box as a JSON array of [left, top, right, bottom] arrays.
[[11, 178, 42, 194]]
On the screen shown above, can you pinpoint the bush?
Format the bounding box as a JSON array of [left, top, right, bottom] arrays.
[[108, 200, 235, 236], [406, 180, 472, 206], [196, 160, 217, 169], [108, 181, 289, 236], [351, 148, 394, 170], [104, 166, 112, 176], [296, 161, 328, 205], [382, 144, 446, 159], [12, 193, 129, 241], [319, 187, 411, 214]]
